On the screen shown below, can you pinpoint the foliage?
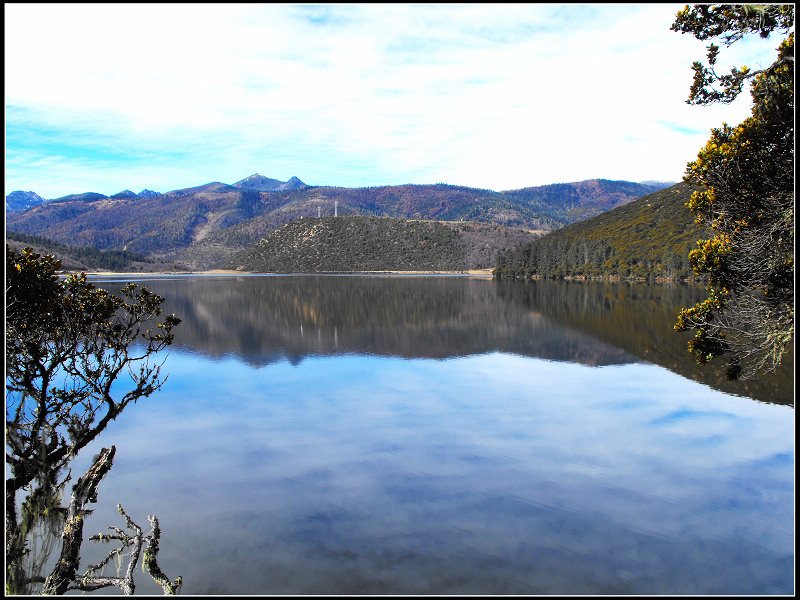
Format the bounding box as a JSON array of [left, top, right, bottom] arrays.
[[494, 183, 704, 281], [5, 247, 181, 594], [671, 4, 794, 104], [671, 4, 794, 379]]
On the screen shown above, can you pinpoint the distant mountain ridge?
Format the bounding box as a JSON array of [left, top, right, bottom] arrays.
[[233, 173, 307, 192], [111, 189, 159, 199], [4, 174, 308, 209], [5, 190, 46, 213], [500, 179, 670, 224], [6, 176, 674, 270]]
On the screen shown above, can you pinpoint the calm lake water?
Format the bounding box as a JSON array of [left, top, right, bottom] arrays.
[[69, 275, 793, 595]]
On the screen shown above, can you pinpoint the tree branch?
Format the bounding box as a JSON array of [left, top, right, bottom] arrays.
[[71, 505, 182, 595], [41, 446, 116, 595]]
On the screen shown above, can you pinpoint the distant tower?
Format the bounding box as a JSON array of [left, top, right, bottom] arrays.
[[335, 200, 338, 217], [318, 206, 321, 218]]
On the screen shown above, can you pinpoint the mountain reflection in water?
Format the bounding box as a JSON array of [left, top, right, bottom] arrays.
[[94, 274, 793, 405], [71, 274, 793, 595]]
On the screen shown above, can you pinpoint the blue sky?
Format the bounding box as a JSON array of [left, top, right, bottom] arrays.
[[4, 3, 784, 199]]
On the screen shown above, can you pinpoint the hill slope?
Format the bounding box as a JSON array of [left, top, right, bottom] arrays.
[[222, 216, 537, 273], [4, 231, 167, 272], [494, 182, 706, 280]]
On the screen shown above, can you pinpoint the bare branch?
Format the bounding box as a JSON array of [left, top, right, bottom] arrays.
[[71, 504, 182, 595]]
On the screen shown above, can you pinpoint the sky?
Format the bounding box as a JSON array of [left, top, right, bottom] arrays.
[[4, 3, 787, 199]]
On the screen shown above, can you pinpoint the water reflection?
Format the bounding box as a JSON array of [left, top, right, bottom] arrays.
[[77, 352, 793, 595], [495, 279, 794, 406], [66, 275, 794, 595], [113, 274, 640, 366], [93, 275, 792, 405]]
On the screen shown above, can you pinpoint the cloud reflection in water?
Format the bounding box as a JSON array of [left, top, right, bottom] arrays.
[[75, 349, 793, 595]]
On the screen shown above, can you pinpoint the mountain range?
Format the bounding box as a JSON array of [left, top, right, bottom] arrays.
[[5, 174, 674, 270], [5, 174, 309, 210]]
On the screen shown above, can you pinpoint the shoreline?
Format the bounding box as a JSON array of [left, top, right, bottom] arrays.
[[64, 268, 495, 279]]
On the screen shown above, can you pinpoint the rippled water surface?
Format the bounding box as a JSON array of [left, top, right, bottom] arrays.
[[72, 275, 793, 595]]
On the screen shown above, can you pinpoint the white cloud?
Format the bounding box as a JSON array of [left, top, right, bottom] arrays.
[[5, 3, 786, 197]]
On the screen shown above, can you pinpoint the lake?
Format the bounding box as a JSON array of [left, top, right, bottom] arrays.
[[68, 274, 793, 595]]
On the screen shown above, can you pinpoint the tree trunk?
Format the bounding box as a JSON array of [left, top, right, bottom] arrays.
[[41, 446, 115, 595], [6, 483, 24, 594]]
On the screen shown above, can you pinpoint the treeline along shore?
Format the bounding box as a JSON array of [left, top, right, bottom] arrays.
[[493, 183, 705, 282]]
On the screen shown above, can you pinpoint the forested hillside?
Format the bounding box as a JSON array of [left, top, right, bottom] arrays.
[[4, 231, 167, 272], [222, 216, 536, 273], [494, 183, 705, 280]]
